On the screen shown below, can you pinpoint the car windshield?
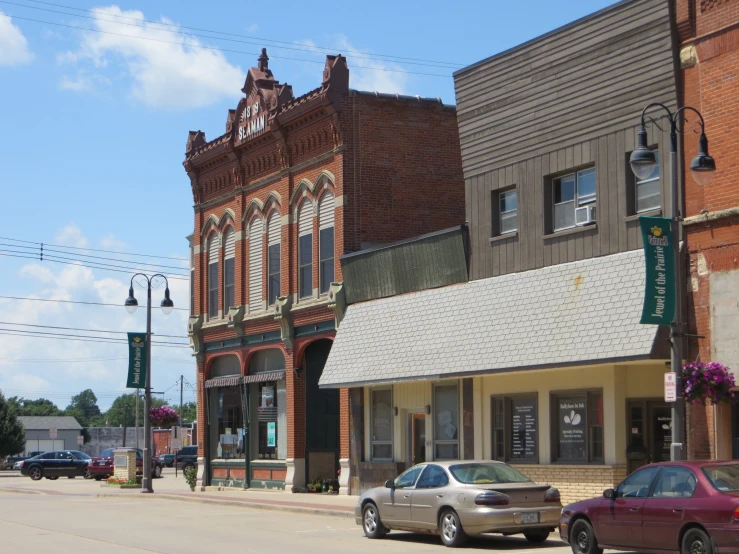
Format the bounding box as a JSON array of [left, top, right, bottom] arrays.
[[449, 463, 531, 485], [702, 463, 739, 492]]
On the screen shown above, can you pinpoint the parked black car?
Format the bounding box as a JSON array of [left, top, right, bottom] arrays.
[[175, 446, 197, 471], [20, 451, 91, 480]]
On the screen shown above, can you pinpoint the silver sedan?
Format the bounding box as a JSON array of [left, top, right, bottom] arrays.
[[355, 461, 562, 547]]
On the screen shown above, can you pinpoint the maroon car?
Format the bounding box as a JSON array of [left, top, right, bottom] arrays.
[[560, 461, 739, 554], [88, 448, 163, 480]]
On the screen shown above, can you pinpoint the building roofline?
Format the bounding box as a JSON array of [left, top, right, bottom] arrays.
[[454, 0, 633, 78], [340, 225, 465, 261], [350, 89, 455, 109]]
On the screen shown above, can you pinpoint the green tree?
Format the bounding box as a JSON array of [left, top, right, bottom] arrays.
[[8, 397, 62, 416], [0, 392, 26, 457], [101, 393, 168, 427], [180, 401, 197, 424], [64, 389, 101, 427]]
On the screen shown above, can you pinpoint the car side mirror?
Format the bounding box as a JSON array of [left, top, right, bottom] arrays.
[[603, 488, 615, 499], [384, 479, 395, 489]]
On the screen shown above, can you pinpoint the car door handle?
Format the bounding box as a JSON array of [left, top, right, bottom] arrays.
[[673, 508, 683, 513], [630, 507, 640, 512], [437, 494, 444, 498], [404, 494, 411, 498]]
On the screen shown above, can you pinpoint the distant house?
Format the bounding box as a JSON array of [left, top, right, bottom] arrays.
[[18, 416, 83, 454]]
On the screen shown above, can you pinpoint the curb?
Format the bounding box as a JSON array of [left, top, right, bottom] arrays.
[[95, 492, 356, 519], [0, 488, 44, 495]]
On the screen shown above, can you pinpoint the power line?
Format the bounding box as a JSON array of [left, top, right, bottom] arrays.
[[0, 321, 188, 339], [0, 294, 189, 311], [11, 0, 463, 68], [0, 242, 187, 272], [0, 235, 188, 262], [0, 330, 190, 348], [0, 327, 188, 345], [0, 355, 194, 364], [6, 14, 453, 78], [0, 251, 189, 280]]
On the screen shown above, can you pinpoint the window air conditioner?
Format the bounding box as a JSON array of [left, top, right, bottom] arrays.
[[575, 205, 596, 226]]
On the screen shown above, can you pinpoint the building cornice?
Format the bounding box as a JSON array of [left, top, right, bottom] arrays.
[[684, 206, 739, 227]]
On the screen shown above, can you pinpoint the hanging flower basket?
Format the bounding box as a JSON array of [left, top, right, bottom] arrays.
[[681, 362, 736, 405], [149, 406, 180, 427]]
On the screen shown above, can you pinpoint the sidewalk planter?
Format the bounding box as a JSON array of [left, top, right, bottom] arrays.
[[682, 362, 736, 405], [105, 476, 142, 489]]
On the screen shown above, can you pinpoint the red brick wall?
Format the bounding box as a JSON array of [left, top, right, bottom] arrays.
[[679, 0, 739, 460]]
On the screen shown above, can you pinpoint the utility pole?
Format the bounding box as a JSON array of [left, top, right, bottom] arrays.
[[135, 390, 140, 449], [176, 375, 183, 479]]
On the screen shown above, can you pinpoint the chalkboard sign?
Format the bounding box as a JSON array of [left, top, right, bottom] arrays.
[[557, 396, 587, 461], [510, 397, 537, 461]]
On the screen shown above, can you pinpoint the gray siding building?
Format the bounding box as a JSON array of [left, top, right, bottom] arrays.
[[18, 416, 83, 454]]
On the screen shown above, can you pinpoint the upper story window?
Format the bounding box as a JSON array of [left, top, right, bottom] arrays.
[[248, 215, 264, 312], [266, 211, 281, 306], [207, 232, 219, 319], [633, 149, 660, 213], [492, 188, 517, 236], [318, 191, 335, 295], [298, 198, 313, 299], [223, 228, 235, 315], [553, 167, 596, 232]]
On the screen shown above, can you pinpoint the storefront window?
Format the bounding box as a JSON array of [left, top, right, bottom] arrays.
[[370, 388, 393, 461], [491, 395, 538, 463], [215, 387, 244, 459], [248, 349, 287, 460], [552, 391, 603, 463], [434, 383, 459, 460]]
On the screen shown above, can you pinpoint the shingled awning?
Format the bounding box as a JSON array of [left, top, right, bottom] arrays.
[[204, 376, 242, 388], [243, 370, 285, 383], [319, 250, 664, 388]]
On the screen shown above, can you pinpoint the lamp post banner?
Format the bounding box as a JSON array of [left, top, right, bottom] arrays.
[[126, 332, 148, 389], [639, 216, 675, 325]]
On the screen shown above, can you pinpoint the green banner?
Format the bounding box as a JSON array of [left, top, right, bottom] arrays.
[[639, 216, 675, 326], [126, 332, 147, 389]]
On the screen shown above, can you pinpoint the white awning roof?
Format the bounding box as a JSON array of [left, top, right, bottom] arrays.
[[319, 250, 661, 388]]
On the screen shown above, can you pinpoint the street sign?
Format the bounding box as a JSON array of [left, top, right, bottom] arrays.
[[665, 372, 677, 402], [49, 428, 57, 439], [77, 435, 84, 446], [170, 438, 182, 450]]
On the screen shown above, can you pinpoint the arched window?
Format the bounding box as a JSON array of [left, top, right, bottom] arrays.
[[298, 198, 313, 299], [248, 216, 264, 312], [267, 211, 281, 306], [223, 228, 235, 314], [318, 191, 335, 295], [207, 232, 219, 319]]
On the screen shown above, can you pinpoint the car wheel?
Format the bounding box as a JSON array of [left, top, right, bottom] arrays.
[[182, 463, 193, 473], [153, 465, 162, 478], [362, 502, 387, 539], [439, 508, 467, 548], [84, 469, 92, 480], [682, 528, 713, 554], [47, 476, 59, 480], [94, 475, 103, 481], [67, 476, 76, 479], [29, 466, 43, 481], [524, 529, 551, 543], [570, 519, 603, 554]]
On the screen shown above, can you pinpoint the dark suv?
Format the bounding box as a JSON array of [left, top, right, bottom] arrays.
[[175, 446, 197, 471]]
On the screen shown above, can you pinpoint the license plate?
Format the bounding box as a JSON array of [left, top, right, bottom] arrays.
[[521, 512, 540, 524], [98, 461, 107, 465]]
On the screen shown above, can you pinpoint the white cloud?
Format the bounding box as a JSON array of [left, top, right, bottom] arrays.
[[246, 23, 259, 33], [0, 224, 193, 410], [59, 6, 244, 109], [100, 234, 128, 251], [0, 12, 33, 67], [59, 72, 112, 93], [55, 223, 89, 248]]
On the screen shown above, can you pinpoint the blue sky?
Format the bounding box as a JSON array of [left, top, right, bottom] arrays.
[[0, 0, 617, 411]]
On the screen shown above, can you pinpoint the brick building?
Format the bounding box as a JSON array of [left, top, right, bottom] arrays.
[[184, 49, 464, 491], [676, 0, 739, 460]]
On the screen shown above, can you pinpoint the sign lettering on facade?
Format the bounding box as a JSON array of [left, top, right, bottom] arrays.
[[664, 372, 677, 402], [49, 427, 57, 439], [126, 332, 147, 389], [639, 216, 675, 325], [238, 100, 265, 140], [77, 435, 84, 446]]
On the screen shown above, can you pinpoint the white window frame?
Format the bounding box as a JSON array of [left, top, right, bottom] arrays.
[[499, 189, 517, 235], [635, 150, 661, 213], [553, 167, 596, 232], [370, 387, 393, 462]]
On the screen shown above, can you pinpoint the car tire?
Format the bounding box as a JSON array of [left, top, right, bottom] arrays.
[[84, 469, 92, 480], [29, 466, 43, 481], [153, 465, 162, 478], [570, 519, 603, 554], [524, 529, 551, 543], [439, 508, 467, 548], [362, 502, 387, 539], [46, 476, 59, 480], [67, 476, 75, 479], [682, 528, 713, 554], [94, 475, 103, 481], [182, 463, 194, 473]]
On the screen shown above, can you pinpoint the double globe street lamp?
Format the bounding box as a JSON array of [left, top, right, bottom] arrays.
[[629, 103, 715, 462], [124, 273, 174, 493]]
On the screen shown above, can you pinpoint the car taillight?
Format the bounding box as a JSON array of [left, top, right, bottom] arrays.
[[475, 492, 510, 506], [545, 487, 561, 503], [20, 461, 25, 468], [734, 506, 739, 520]]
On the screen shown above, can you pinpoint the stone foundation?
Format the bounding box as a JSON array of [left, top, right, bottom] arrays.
[[513, 464, 628, 505]]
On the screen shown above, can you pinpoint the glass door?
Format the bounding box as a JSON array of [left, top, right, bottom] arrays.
[[411, 414, 426, 466], [627, 400, 672, 474], [648, 402, 672, 463]]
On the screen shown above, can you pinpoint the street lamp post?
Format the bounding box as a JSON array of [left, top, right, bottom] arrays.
[[124, 273, 174, 493], [629, 103, 716, 462]]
